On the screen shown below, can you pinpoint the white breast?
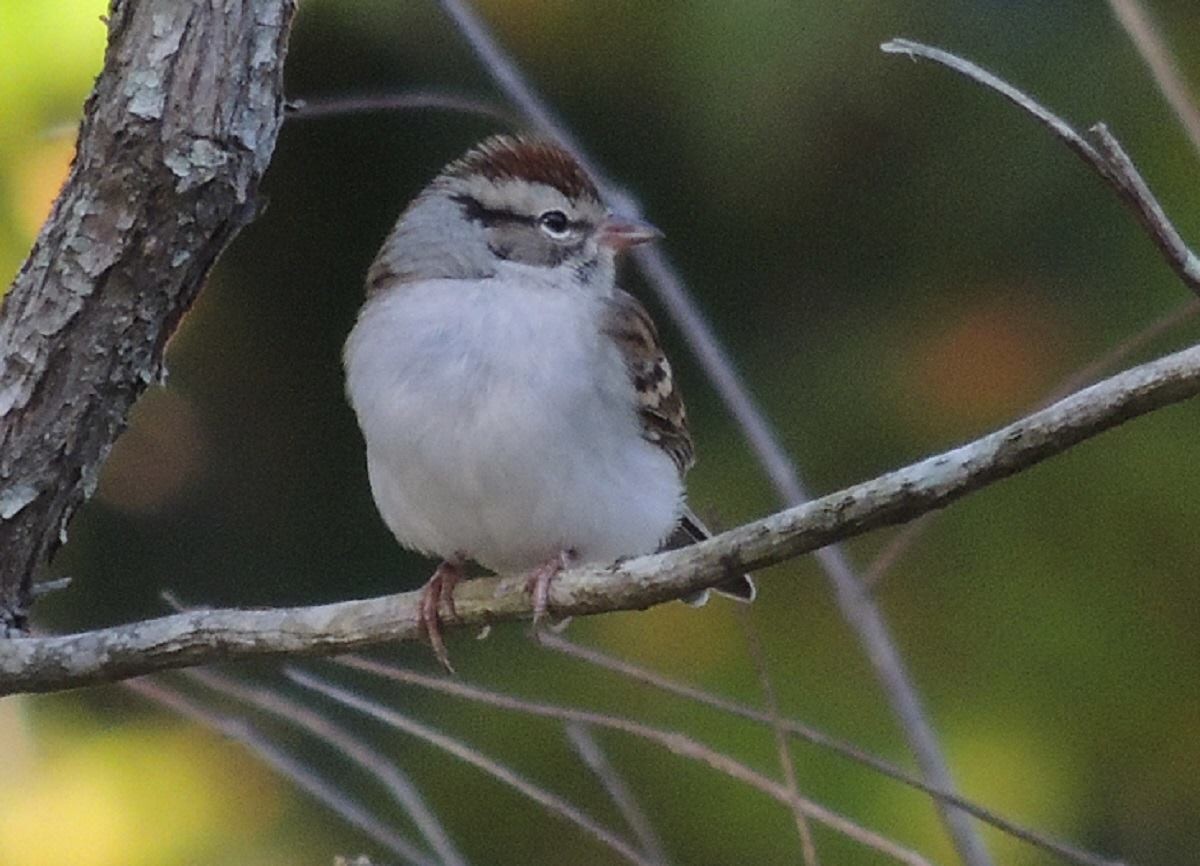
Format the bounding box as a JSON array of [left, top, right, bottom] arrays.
[[343, 277, 685, 573]]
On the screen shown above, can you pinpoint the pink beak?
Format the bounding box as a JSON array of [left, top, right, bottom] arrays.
[[598, 215, 663, 251]]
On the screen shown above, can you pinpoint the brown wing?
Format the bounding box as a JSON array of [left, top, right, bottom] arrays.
[[601, 290, 695, 475]]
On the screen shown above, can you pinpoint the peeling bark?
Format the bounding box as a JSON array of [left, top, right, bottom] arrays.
[[0, 0, 296, 629]]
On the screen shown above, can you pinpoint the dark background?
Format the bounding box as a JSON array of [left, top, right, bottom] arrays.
[[2, 2, 1199, 864]]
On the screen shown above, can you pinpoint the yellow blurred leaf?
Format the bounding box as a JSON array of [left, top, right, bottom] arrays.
[[0, 720, 283, 866]]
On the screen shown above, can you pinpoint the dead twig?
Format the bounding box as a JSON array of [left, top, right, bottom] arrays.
[[287, 668, 658, 866], [539, 633, 1124, 866], [881, 38, 1200, 295], [124, 678, 436, 866], [315, 658, 938, 866]]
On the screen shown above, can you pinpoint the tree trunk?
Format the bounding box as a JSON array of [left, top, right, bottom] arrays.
[[0, 0, 296, 630]]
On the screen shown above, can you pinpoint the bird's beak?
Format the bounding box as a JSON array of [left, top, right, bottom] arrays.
[[598, 215, 663, 251]]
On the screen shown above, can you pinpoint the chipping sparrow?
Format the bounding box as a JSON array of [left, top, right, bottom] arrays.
[[344, 135, 754, 667]]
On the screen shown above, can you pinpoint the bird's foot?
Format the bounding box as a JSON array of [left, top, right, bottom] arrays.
[[419, 558, 465, 673], [524, 550, 575, 629]]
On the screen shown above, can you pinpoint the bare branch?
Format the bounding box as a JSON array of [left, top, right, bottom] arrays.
[[319, 658, 937, 866], [288, 668, 657, 866], [865, 35, 1200, 598], [3, 340, 1199, 696], [865, 298, 1200, 592], [184, 669, 468, 866], [1106, 0, 1200, 158], [0, 0, 295, 630], [1045, 300, 1200, 405], [286, 91, 514, 126], [29, 577, 73, 599], [565, 723, 672, 866], [739, 609, 820, 864], [881, 38, 1200, 296], [539, 634, 1125, 866], [124, 678, 436, 866]]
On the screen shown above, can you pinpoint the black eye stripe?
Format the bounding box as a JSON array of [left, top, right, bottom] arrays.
[[450, 193, 533, 227], [450, 194, 588, 231]]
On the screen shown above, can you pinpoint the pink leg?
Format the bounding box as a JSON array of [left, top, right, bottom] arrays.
[[524, 550, 575, 627], [419, 558, 465, 672]]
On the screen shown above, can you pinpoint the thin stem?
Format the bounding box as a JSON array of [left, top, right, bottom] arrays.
[[184, 669, 468, 866], [123, 678, 437, 866], [286, 91, 515, 126], [881, 38, 1200, 296], [286, 668, 657, 866], [1106, 0, 1200, 159], [318, 657, 938, 866], [565, 723, 673, 866], [1044, 299, 1200, 404], [433, 0, 595, 174], [29, 577, 72, 599], [865, 298, 1200, 592], [538, 633, 1124, 866], [738, 608, 820, 864]]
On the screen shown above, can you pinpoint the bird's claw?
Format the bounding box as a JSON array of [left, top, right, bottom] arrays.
[[418, 559, 464, 672], [524, 550, 574, 630]]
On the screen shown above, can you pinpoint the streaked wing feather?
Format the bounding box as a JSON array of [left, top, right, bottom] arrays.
[[601, 290, 694, 474], [603, 292, 754, 605]]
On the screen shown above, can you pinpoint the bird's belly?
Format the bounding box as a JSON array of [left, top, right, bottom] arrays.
[[348, 284, 684, 572]]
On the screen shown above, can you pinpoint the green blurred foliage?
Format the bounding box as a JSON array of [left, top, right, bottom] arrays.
[[3, 1, 1200, 864]]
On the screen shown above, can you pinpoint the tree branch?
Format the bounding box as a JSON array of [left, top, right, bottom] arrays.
[[4, 340, 1198, 696], [0, 0, 296, 629], [881, 38, 1200, 296]]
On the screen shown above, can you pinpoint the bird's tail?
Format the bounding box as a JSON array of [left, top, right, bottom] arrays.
[[664, 509, 756, 606]]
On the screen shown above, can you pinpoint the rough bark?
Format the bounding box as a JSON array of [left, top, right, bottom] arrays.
[[0, 0, 296, 630]]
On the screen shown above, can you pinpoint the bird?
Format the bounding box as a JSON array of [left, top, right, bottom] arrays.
[[343, 135, 755, 668]]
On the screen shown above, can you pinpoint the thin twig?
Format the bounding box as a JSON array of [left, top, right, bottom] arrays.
[[320, 657, 938, 866], [184, 669, 468, 866], [539, 633, 1125, 866], [565, 723, 673, 866], [738, 608, 819, 864], [881, 38, 1200, 296], [5, 339, 1200, 695], [286, 668, 657, 866], [864, 298, 1200, 592], [862, 516, 937, 593], [1106, 0, 1200, 159], [286, 91, 515, 126], [1090, 121, 1200, 292], [433, 0, 594, 174], [1045, 300, 1200, 404], [29, 577, 72, 598], [432, 5, 995, 862], [123, 678, 437, 866]]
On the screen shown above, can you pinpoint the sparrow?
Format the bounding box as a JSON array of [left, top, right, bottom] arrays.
[[343, 135, 755, 668]]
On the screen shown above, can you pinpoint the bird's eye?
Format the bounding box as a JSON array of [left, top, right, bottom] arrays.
[[538, 210, 571, 238]]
